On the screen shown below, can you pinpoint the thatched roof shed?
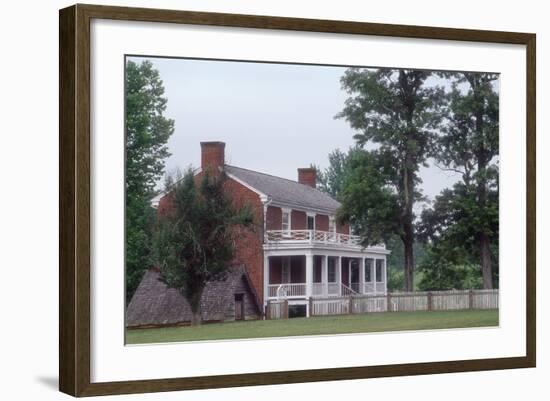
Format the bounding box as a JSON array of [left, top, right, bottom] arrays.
[[126, 266, 261, 328]]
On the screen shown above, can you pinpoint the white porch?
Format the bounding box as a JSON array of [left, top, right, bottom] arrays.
[[263, 249, 389, 317]]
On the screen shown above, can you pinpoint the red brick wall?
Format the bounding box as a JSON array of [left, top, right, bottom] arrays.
[[157, 192, 174, 216], [316, 214, 329, 231], [297, 168, 316, 188], [221, 175, 265, 305], [156, 172, 266, 305], [265, 206, 282, 231], [291, 210, 306, 230], [200, 141, 225, 174], [337, 222, 350, 235]]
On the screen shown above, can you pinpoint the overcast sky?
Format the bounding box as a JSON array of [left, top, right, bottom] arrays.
[[129, 56, 482, 206]]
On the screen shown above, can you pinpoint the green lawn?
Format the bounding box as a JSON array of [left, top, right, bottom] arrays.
[[126, 309, 498, 344]]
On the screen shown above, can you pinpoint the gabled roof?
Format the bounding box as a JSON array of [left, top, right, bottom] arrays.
[[225, 165, 341, 214], [126, 266, 260, 327]]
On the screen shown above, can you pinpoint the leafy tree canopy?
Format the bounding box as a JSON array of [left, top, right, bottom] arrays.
[[155, 170, 255, 325], [125, 59, 174, 304], [336, 68, 444, 291], [420, 72, 499, 289]]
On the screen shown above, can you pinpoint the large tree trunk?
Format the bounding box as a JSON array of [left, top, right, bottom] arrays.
[[480, 233, 493, 289], [477, 174, 493, 289], [403, 233, 415, 292], [401, 150, 415, 292], [191, 311, 202, 326], [187, 287, 204, 326], [473, 82, 493, 290]]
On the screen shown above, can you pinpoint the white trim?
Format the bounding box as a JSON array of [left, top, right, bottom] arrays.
[[306, 214, 316, 230], [263, 242, 391, 256], [328, 215, 336, 235]]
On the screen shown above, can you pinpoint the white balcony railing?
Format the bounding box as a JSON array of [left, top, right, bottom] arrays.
[[265, 230, 385, 249]]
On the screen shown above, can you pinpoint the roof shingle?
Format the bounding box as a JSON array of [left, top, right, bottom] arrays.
[[225, 165, 340, 213]]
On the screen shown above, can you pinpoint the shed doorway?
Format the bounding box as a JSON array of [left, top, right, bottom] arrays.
[[234, 293, 244, 320]]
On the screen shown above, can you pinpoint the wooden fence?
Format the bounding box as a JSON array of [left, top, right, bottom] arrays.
[[266, 299, 288, 319], [267, 289, 498, 319], [312, 289, 498, 317]]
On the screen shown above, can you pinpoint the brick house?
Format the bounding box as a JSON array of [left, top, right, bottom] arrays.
[[154, 141, 390, 318]]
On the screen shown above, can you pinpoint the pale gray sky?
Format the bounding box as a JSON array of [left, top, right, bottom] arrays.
[[130, 56, 479, 205]]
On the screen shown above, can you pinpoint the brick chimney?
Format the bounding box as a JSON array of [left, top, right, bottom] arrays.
[[200, 141, 225, 174], [297, 168, 316, 188]]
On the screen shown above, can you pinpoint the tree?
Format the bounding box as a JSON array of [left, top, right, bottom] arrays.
[[428, 72, 499, 289], [336, 148, 402, 245], [155, 170, 255, 325], [417, 184, 494, 290], [385, 235, 426, 292], [336, 68, 444, 291], [314, 147, 362, 199], [125, 60, 174, 303]]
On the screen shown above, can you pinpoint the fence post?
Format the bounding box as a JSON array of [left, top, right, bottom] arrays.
[[427, 292, 432, 311], [266, 302, 271, 320], [386, 293, 391, 312], [308, 297, 313, 317], [469, 289, 474, 310], [349, 295, 353, 314]]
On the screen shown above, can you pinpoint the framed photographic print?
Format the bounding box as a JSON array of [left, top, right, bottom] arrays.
[[59, 4, 536, 397]]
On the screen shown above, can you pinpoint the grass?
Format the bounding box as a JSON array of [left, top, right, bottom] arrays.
[[126, 309, 498, 344]]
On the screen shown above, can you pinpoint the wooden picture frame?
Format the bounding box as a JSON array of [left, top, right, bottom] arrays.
[[59, 3, 536, 397]]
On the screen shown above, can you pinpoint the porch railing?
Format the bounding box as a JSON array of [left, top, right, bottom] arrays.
[[268, 283, 306, 298], [312, 282, 344, 297], [355, 282, 386, 294], [268, 282, 386, 298], [265, 230, 385, 249]]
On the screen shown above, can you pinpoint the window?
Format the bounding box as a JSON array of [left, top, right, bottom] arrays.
[[328, 216, 336, 234], [376, 259, 384, 282], [282, 209, 290, 232], [307, 215, 315, 230], [365, 258, 374, 282]]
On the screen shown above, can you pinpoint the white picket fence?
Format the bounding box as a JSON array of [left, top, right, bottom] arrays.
[[311, 289, 498, 317]]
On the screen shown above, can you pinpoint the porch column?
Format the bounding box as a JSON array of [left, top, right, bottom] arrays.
[[336, 256, 342, 296], [359, 257, 365, 294], [263, 254, 269, 305], [374, 259, 379, 293], [321, 255, 328, 296], [305, 253, 314, 317], [383, 258, 388, 295]]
